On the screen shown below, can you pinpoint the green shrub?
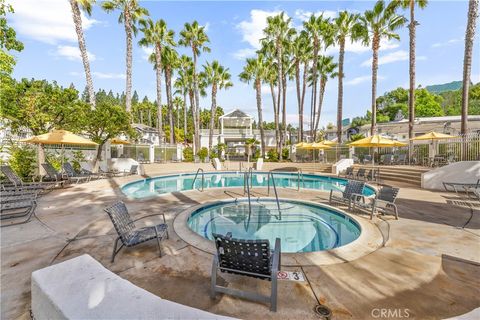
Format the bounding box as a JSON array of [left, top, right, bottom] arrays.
[[45, 151, 67, 171], [282, 147, 289, 160], [197, 147, 208, 161], [183, 147, 194, 162], [253, 149, 261, 160], [72, 150, 86, 172], [266, 149, 279, 162], [9, 144, 36, 180]]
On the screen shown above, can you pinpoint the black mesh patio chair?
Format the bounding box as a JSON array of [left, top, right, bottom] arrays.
[[211, 233, 281, 312], [122, 164, 138, 176], [443, 179, 480, 194], [329, 180, 365, 210], [62, 163, 91, 184], [395, 154, 407, 165], [42, 163, 67, 183], [355, 168, 366, 180], [366, 169, 378, 181], [353, 186, 400, 219], [1, 190, 38, 226], [381, 154, 393, 165], [104, 201, 168, 263]]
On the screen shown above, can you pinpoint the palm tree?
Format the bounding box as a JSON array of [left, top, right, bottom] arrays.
[[304, 14, 334, 136], [172, 96, 183, 129], [179, 21, 211, 146], [358, 0, 406, 135], [102, 0, 148, 113], [333, 11, 361, 143], [202, 61, 233, 153], [312, 56, 338, 134], [461, 0, 479, 134], [262, 12, 295, 158], [175, 55, 194, 142], [290, 31, 312, 141], [161, 47, 179, 144], [239, 54, 268, 157], [138, 18, 175, 143], [69, 0, 96, 107], [391, 0, 428, 141]]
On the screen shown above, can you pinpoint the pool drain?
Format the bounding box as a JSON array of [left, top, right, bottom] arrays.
[[314, 304, 332, 319]]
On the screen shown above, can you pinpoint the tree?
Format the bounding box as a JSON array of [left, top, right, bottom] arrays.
[[138, 18, 175, 143], [179, 21, 211, 149], [391, 0, 428, 141], [79, 99, 135, 169], [312, 55, 338, 134], [461, 0, 479, 134], [263, 12, 296, 158], [239, 54, 268, 157], [414, 88, 444, 117], [202, 61, 233, 153], [158, 46, 179, 144], [357, 0, 406, 135], [290, 31, 311, 141], [101, 0, 148, 113], [175, 55, 194, 142], [333, 11, 360, 143], [0, 0, 24, 76], [69, 0, 96, 107]]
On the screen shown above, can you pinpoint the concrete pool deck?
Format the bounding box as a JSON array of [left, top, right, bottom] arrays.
[[1, 167, 480, 319]]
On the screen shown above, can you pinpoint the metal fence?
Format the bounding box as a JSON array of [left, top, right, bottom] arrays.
[[154, 145, 178, 162]]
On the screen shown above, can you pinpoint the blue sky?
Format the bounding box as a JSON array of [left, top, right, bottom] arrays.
[[9, 0, 480, 128]]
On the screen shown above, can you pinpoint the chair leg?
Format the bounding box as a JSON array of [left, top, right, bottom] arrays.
[[210, 256, 218, 299], [270, 273, 278, 312], [155, 236, 162, 257], [111, 238, 123, 263], [393, 204, 399, 220]]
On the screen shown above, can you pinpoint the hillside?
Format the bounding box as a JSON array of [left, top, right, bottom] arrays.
[[426, 81, 463, 93]]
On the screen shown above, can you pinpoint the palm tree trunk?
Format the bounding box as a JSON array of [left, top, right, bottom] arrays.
[[300, 62, 308, 141], [371, 34, 380, 136], [183, 91, 188, 142], [208, 82, 217, 153], [314, 76, 327, 133], [270, 82, 280, 152], [154, 46, 163, 144], [192, 50, 201, 149], [311, 39, 319, 139], [124, 11, 133, 113], [189, 90, 198, 151], [70, 0, 95, 108], [281, 72, 287, 154], [408, 1, 416, 141], [295, 61, 301, 141], [165, 68, 175, 144], [461, 0, 479, 134], [256, 79, 266, 157], [276, 42, 283, 159], [337, 40, 345, 143]]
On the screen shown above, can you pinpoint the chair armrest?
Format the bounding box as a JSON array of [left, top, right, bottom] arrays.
[[133, 213, 167, 224], [350, 193, 365, 203], [272, 238, 281, 272], [372, 198, 394, 207]]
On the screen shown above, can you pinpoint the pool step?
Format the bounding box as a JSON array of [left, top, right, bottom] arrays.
[[351, 165, 429, 187]]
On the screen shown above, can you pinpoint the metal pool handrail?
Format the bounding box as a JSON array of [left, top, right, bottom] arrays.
[[267, 171, 282, 219], [192, 168, 205, 191]]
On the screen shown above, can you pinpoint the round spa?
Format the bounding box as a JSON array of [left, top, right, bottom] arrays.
[[187, 199, 361, 253]]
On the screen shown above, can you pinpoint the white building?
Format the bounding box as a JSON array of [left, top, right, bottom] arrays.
[[199, 109, 283, 154]]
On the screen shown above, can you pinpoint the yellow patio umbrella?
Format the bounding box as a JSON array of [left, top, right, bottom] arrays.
[[20, 129, 98, 146], [410, 131, 457, 141], [311, 142, 332, 149], [295, 142, 312, 148], [321, 140, 337, 146], [20, 129, 98, 175], [110, 138, 131, 145], [348, 135, 407, 167]]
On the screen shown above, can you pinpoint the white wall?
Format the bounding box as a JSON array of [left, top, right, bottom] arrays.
[[332, 158, 354, 175], [422, 161, 480, 190]]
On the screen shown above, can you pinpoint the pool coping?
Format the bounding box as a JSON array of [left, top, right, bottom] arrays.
[[173, 196, 384, 267]]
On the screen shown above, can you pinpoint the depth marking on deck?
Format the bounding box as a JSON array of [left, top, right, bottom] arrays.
[[277, 271, 305, 281]]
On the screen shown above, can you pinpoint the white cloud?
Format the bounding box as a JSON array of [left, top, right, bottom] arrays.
[[203, 22, 210, 32], [361, 50, 409, 67], [55, 45, 96, 61], [11, 0, 98, 44], [294, 9, 337, 22], [432, 38, 461, 48], [345, 75, 386, 86], [236, 9, 282, 49], [93, 72, 126, 79], [141, 47, 154, 60], [233, 48, 257, 60], [325, 38, 400, 55]]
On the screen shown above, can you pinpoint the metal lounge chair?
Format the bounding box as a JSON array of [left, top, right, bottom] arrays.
[[122, 164, 138, 176], [0, 165, 55, 191], [329, 180, 365, 210], [353, 185, 400, 219], [355, 168, 366, 180], [395, 154, 407, 165], [42, 163, 68, 183], [62, 163, 91, 184], [1, 190, 38, 226], [382, 154, 393, 165], [211, 232, 281, 312], [104, 201, 168, 263], [443, 179, 480, 194], [366, 169, 378, 181]]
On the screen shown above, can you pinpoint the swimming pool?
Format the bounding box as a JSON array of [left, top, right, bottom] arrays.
[[121, 171, 375, 199], [187, 199, 361, 253]]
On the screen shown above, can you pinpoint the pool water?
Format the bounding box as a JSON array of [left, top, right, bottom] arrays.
[[187, 199, 361, 253], [121, 171, 375, 199]]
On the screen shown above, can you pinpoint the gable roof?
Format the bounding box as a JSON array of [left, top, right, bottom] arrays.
[[220, 109, 252, 119]]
